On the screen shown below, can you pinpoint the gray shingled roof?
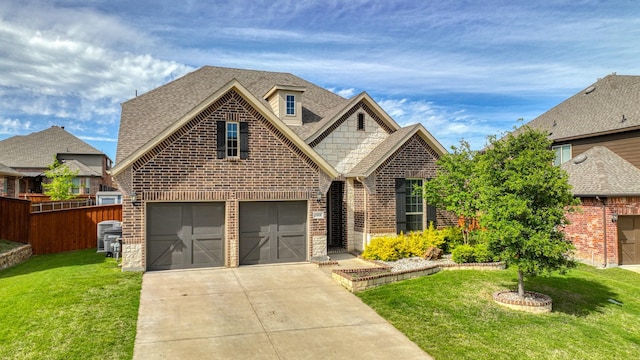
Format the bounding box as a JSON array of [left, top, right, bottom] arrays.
[[0, 162, 22, 177], [561, 146, 640, 196], [0, 126, 104, 169], [347, 124, 420, 177], [526, 74, 640, 141], [63, 159, 102, 177], [117, 66, 347, 163]]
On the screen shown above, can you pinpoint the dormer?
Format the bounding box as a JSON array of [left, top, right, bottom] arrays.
[[264, 85, 306, 126]]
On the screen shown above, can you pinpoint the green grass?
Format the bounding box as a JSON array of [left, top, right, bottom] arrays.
[[0, 239, 25, 253], [357, 265, 640, 360], [0, 249, 142, 360]]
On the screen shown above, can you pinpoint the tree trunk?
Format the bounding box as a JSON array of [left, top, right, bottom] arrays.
[[517, 269, 525, 297]]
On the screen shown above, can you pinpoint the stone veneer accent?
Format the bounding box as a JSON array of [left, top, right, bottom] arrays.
[[0, 244, 32, 270], [312, 102, 391, 174], [115, 90, 328, 271]]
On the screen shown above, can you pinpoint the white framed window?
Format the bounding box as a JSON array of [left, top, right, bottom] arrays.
[[72, 178, 80, 194], [553, 144, 571, 166], [405, 179, 424, 232], [286, 95, 295, 115], [226, 122, 239, 158], [2, 177, 7, 195]]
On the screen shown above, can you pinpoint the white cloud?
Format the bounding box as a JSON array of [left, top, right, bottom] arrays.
[[0, 117, 31, 135], [328, 87, 356, 98], [376, 97, 508, 150]]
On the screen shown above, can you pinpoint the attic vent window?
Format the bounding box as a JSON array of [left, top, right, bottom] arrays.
[[584, 86, 596, 94], [357, 113, 365, 131], [286, 95, 295, 115]]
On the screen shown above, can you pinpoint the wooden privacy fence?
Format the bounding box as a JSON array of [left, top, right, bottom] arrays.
[[0, 197, 31, 243], [29, 205, 122, 255]]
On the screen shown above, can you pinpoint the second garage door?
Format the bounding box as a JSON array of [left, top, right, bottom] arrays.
[[618, 215, 640, 265], [239, 201, 307, 265]]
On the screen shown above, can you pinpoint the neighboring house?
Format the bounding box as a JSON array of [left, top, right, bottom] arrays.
[[0, 162, 21, 198], [0, 126, 114, 197], [111, 66, 451, 271], [525, 74, 640, 266]]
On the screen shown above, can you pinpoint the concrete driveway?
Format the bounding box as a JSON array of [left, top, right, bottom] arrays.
[[133, 263, 432, 360]]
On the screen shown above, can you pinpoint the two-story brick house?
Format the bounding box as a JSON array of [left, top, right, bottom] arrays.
[[111, 66, 451, 271], [525, 74, 640, 266]]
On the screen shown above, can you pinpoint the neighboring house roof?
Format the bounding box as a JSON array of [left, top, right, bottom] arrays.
[[0, 126, 104, 169], [117, 66, 347, 163], [561, 146, 640, 196], [0, 162, 22, 177], [526, 74, 640, 141], [347, 124, 446, 178], [112, 79, 339, 179], [63, 159, 102, 177]]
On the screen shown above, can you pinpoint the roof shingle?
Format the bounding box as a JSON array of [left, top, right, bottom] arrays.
[[561, 146, 640, 196], [526, 74, 640, 141], [117, 66, 347, 163]]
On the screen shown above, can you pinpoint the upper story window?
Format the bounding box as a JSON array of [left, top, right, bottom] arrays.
[[357, 113, 365, 131], [226, 122, 239, 158], [553, 144, 571, 166], [286, 95, 295, 115]]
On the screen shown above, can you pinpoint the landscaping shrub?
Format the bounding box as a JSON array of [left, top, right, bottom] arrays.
[[362, 224, 448, 261], [472, 242, 494, 262], [451, 244, 476, 263], [451, 242, 496, 263], [439, 226, 464, 252]]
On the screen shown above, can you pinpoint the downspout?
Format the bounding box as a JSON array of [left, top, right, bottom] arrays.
[[596, 196, 608, 268]]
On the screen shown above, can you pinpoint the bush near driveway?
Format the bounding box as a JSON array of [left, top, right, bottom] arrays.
[[358, 265, 640, 360], [0, 249, 142, 360]]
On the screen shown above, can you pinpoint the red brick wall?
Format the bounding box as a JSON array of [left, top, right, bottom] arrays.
[[563, 196, 640, 266], [368, 134, 439, 234], [119, 90, 327, 268]]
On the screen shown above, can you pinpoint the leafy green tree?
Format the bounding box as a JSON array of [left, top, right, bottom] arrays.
[[477, 127, 578, 297], [423, 140, 479, 244], [42, 157, 78, 200]]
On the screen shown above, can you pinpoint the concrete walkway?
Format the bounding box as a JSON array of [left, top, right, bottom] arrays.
[[133, 262, 432, 360]]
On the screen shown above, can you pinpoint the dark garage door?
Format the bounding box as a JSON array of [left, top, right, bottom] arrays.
[[618, 215, 640, 265], [147, 202, 225, 271], [239, 201, 307, 265]]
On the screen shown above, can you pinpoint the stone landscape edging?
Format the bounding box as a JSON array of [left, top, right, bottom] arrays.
[[0, 244, 32, 270], [332, 261, 505, 292]]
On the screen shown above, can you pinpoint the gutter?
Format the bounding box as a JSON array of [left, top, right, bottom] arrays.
[[596, 196, 608, 268]]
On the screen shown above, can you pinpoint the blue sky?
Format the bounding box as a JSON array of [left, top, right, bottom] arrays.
[[1, 0, 639, 162]]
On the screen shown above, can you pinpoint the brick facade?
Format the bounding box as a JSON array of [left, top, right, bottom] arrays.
[[115, 90, 328, 270], [369, 134, 439, 234], [564, 196, 640, 267]]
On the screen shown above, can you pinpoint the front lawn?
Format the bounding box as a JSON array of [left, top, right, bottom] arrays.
[[0, 249, 142, 360], [358, 265, 640, 360]]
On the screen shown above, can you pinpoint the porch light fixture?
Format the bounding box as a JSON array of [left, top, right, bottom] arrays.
[[316, 190, 323, 203], [130, 191, 138, 205], [611, 213, 618, 223]]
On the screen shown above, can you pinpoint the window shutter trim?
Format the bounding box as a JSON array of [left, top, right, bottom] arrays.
[[426, 177, 437, 227], [395, 178, 407, 234], [240, 122, 248, 160], [216, 121, 226, 159]]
